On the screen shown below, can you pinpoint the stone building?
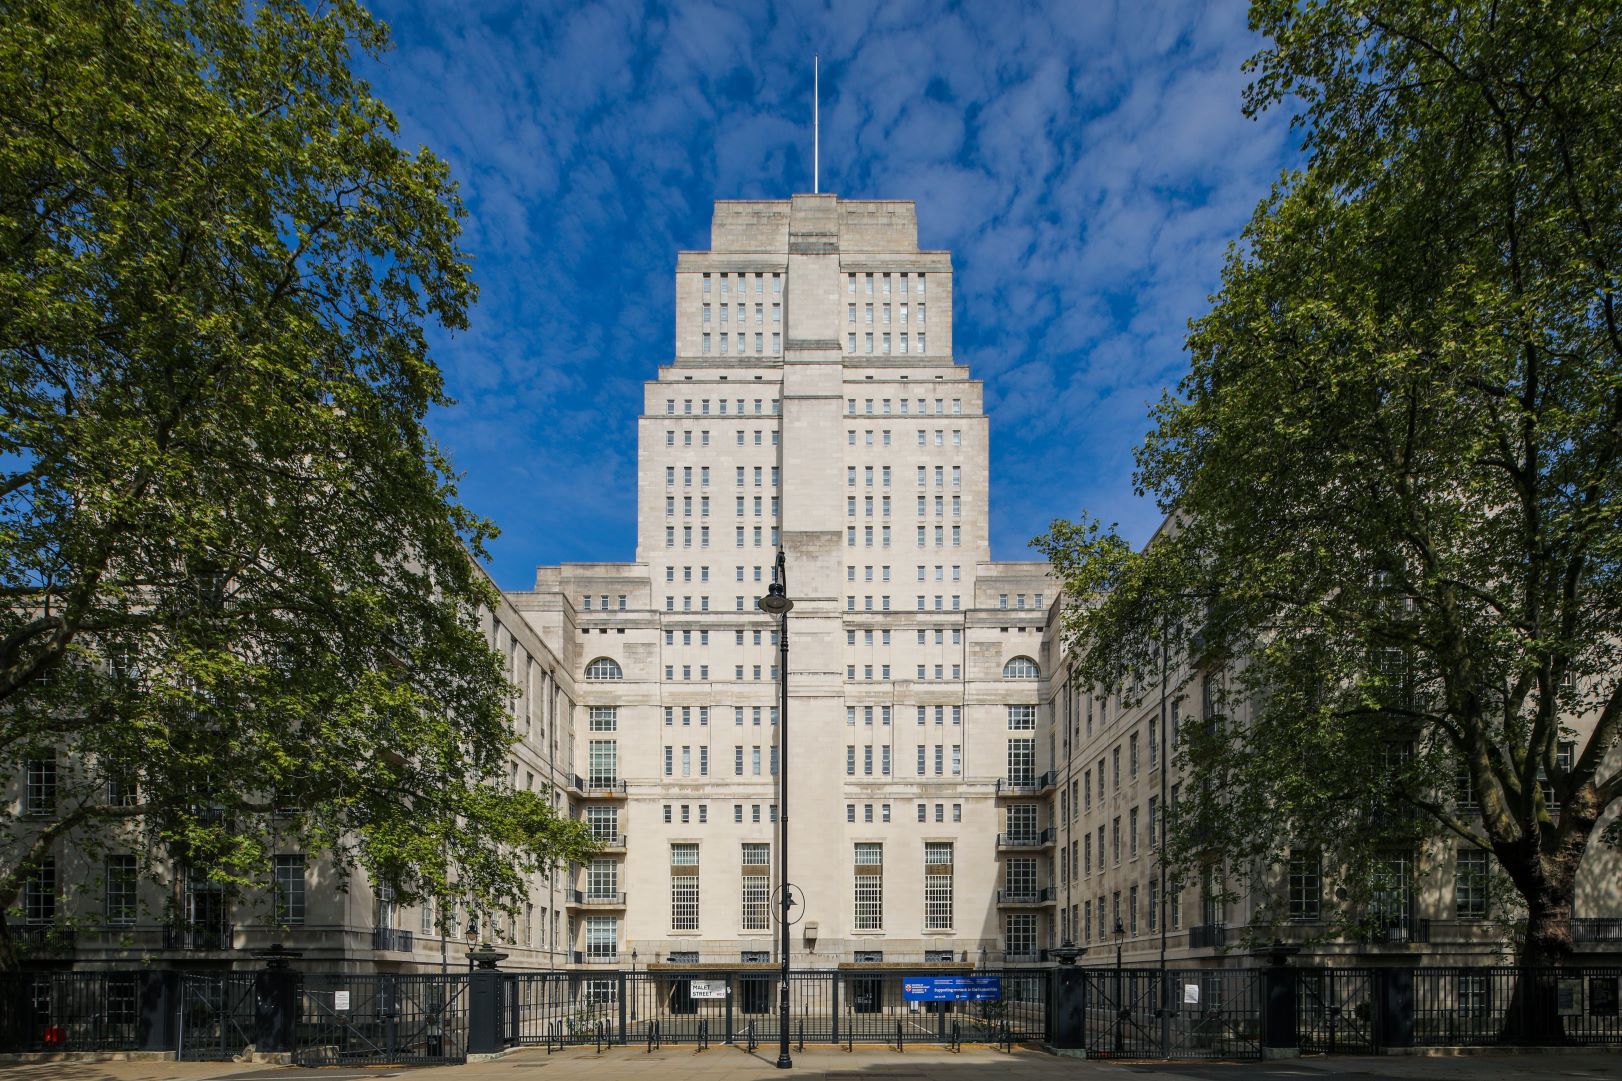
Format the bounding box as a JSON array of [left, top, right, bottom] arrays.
[[17, 194, 1619, 973]]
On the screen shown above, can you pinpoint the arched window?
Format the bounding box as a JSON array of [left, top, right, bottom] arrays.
[[585, 657, 623, 681], [1003, 656, 1040, 680]]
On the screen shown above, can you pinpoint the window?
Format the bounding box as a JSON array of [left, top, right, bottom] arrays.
[[1005, 912, 1037, 958], [1456, 847, 1489, 920], [588, 740, 618, 784], [104, 855, 137, 927], [924, 843, 953, 929], [272, 854, 306, 926], [671, 844, 700, 930], [1457, 973, 1490, 1017], [586, 916, 617, 961], [585, 657, 623, 680], [1008, 704, 1036, 730], [588, 706, 617, 732], [1003, 656, 1040, 679], [23, 858, 56, 924], [742, 843, 770, 931], [24, 754, 56, 816], [1007, 738, 1035, 786], [853, 844, 884, 930], [1372, 853, 1415, 939], [587, 858, 619, 901], [1288, 851, 1321, 921], [586, 806, 619, 843]]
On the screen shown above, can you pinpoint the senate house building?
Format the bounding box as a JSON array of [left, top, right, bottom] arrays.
[[24, 195, 1621, 977]]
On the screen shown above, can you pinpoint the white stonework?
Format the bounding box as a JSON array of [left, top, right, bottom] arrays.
[[510, 195, 1056, 969], [34, 194, 1617, 974]]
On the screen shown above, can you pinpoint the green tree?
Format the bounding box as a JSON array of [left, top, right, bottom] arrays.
[[0, 0, 593, 967], [1038, 0, 1621, 964]]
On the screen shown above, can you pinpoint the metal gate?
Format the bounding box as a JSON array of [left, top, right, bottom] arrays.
[[1299, 968, 1377, 1054], [177, 973, 255, 1061], [1084, 968, 1260, 1060], [294, 973, 468, 1065]]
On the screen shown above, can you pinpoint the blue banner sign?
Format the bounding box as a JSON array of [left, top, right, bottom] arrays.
[[901, 975, 1002, 1002]]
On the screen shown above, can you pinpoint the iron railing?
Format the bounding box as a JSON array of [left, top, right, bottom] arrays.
[[996, 887, 1056, 904], [996, 771, 1057, 795], [996, 827, 1056, 848], [164, 924, 234, 950], [372, 927, 415, 951]]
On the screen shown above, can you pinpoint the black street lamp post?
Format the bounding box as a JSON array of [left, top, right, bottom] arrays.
[[757, 549, 794, 1070]]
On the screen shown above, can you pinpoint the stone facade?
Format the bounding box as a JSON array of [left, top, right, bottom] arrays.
[[510, 195, 1053, 970], [22, 194, 1617, 974]]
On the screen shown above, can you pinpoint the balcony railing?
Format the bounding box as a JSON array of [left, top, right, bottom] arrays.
[[1575, 918, 1622, 943], [572, 949, 619, 965], [570, 890, 627, 907], [996, 827, 1056, 849], [572, 775, 628, 796], [996, 771, 1056, 795], [163, 924, 234, 951], [372, 927, 415, 952], [1188, 923, 1226, 949], [591, 832, 626, 849], [995, 886, 1056, 905], [1365, 918, 1430, 945], [9, 924, 75, 951]]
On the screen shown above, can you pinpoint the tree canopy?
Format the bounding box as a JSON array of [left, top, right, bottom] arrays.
[[1038, 0, 1622, 962], [0, 0, 593, 963]]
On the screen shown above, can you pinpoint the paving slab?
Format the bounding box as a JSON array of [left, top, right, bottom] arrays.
[[7, 1046, 1619, 1081]]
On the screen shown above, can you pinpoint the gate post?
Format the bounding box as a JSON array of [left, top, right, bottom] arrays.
[[831, 975, 839, 1044], [725, 973, 734, 1044], [1261, 966, 1300, 1058], [1374, 967, 1414, 1050], [1048, 965, 1086, 1053], [1254, 942, 1301, 1060], [466, 944, 509, 1057], [136, 970, 179, 1052], [252, 947, 301, 1056], [617, 972, 628, 1044]]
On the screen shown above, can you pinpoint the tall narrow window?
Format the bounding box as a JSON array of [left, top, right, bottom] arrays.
[[105, 855, 137, 927], [741, 843, 770, 930], [924, 843, 954, 930], [24, 754, 56, 816], [274, 854, 306, 926], [671, 844, 700, 930], [1456, 847, 1489, 920], [853, 843, 884, 930], [1288, 850, 1321, 922]]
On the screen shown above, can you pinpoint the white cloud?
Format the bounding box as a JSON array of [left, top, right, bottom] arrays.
[[362, 0, 1297, 586]]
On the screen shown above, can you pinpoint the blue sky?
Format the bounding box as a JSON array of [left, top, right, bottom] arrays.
[[359, 0, 1299, 591]]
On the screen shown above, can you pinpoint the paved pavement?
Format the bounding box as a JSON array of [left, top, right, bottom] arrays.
[[4, 1046, 1619, 1081]]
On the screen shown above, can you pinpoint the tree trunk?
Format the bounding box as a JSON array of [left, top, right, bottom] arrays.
[[1503, 859, 1580, 1044], [0, 921, 16, 973], [1523, 890, 1576, 967]]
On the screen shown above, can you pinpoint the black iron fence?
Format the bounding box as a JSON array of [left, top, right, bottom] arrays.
[[500, 968, 1044, 1048], [1078, 966, 1261, 1059], [3, 962, 1620, 1059], [293, 973, 470, 1065], [0, 971, 141, 1052], [1412, 966, 1622, 1047]]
